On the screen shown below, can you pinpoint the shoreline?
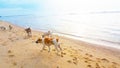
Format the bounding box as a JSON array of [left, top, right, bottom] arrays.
[[1, 20, 120, 57], [1, 19, 120, 50], [61, 36, 120, 57], [53, 32, 120, 49], [0, 21, 120, 68]]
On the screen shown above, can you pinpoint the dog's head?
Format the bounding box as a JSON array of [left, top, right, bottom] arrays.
[[36, 38, 42, 43]]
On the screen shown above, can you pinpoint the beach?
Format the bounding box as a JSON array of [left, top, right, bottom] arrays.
[[0, 21, 120, 68]]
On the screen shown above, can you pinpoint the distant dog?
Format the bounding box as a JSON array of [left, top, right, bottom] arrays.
[[36, 36, 62, 52], [0, 26, 6, 31], [9, 25, 12, 30], [25, 27, 32, 37], [43, 31, 52, 37]]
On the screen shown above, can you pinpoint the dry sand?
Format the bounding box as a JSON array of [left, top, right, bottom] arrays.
[[0, 20, 120, 68]]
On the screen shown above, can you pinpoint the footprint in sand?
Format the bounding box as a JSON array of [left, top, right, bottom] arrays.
[[52, 49, 56, 51], [61, 55, 64, 57], [1, 43, 7, 46], [96, 58, 101, 63], [56, 52, 66, 57], [1, 41, 8, 46], [87, 65, 92, 68], [21, 66, 23, 68], [8, 50, 15, 57], [56, 66, 59, 68], [112, 62, 118, 65], [73, 62, 78, 65], [110, 65, 117, 68], [73, 57, 77, 61], [96, 63, 101, 68], [56, 53, 61, 56], [13, 62, 17, 66], [73, 50, 78, 53], [61, 52, 66, 55], [78, 49, 83, 52], [101, 58, 109, 62], [72, 57, 78, 65], [67, 57, 78, 65], [85, 53, 93, 57], [42, 48, 47, 51], [67, 60, 72, 63], [8, 54, 15, 57], [101, 66, 105, 68], [70, 55, 74, 57], [89, 55, 93, 57], [63, 48, 67, 50], [73, 61, 78, 65], [111, 62, 119, 68], [84, 60, 88, 63], [83, 57, 93, 62], [8, 50, 12, 53]]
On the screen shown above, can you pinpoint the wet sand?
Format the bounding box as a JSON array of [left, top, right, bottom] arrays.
[[0, 21, 120, 68]]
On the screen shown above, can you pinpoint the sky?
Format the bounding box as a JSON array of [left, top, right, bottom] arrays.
[[0, 0, 120, 16]]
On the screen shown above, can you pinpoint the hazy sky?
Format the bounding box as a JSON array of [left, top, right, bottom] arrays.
[[0, 0, 120, 16]]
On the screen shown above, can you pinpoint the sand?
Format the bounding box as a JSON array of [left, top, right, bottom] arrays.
[[0, 20, 120, 68]]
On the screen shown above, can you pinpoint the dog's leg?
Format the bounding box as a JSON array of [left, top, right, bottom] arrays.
[[42, 44, 46, 50], [30, 32, 32, 37], [27, 33, 30, 37], [58, 44, 62, 51], [48, 46, 50, 52], [28, 32, 31, 37], [54, 45, 59, 52]]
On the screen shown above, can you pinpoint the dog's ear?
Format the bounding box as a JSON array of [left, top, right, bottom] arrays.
[[56, 38, 59, 42]]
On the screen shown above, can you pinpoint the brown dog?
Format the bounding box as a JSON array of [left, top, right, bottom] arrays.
[[36, 36, 62, 52], [25, 27, 32, 37]]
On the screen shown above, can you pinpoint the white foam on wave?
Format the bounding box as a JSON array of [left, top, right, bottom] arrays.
[[53, 33, 120, 50]]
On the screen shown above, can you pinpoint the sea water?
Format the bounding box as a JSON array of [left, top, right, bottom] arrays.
[[0, 13, 120, 49]]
